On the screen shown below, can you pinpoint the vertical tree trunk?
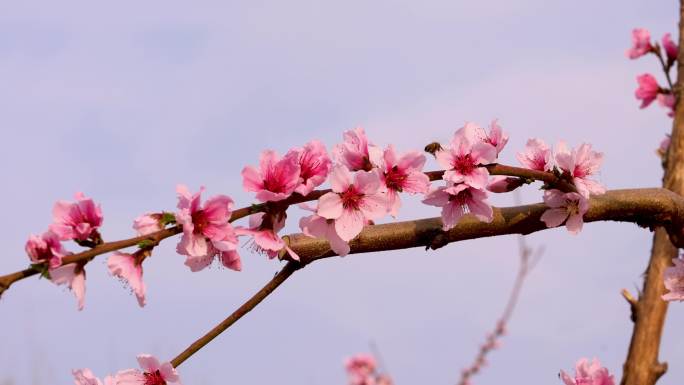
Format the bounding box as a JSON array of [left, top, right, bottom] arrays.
[[620, 3, 684, 384]]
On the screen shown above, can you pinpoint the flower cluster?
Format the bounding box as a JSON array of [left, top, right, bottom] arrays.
[[559, 358, 615, 385], [627, 28, 678, 120], [24, 192, 104, 310], [345, 354, 393, 385], [73, 354, 180, 385]]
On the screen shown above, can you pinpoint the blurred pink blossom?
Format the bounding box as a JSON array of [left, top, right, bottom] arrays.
[[662, 257, 684, 301], [72, 368, 114, 385], [662, 32, 678, 62], [114, 354, 181, 385], [559, 358, 615, 385], [50, 192, 103, 242], [635, 73, 661, 109], [25, 231, 67, 269], [626, 28, 653, 59]]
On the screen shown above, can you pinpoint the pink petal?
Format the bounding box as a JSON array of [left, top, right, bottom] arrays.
[[441, 201, 465, 231], [241, 166, 264, 192], [540, 208, 569, 228], [359, 193, 388, 220], [329, 165, 353, 193], [137, 354, 161, 373], [219, 250, 242, 271], [335, 209, 365, 242], [354, 170, 382, 195], [565, 213, 584, 234], [317, 192, 344, 219]]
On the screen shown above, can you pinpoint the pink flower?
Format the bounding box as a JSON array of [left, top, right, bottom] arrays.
[[345, 354, 377, 385], [333, 127, 383, 171], [422, 183, 493, 231], [236, 212, 299, 261], [242, 150, 301, 202], [657, 135, 671, 158], [662, 257, 684, 301], [540, 189, 589, 234], [559, 358, 615, 385], [380, 145, 430, 217], [25, 231, 67, 269], [174, 185, 241, 272], [663, 33, 678, 62], [635, 74, 661, 109], [436, 123, 497, 189], [516, 138, 553, 171], [133, 213, 163, 236], [72, 368, 114, 385], [486, 175, 524, 193], [50, 263, 86, 310], [657, 93, 675, 117], [316, 165, 387, 242], [50, 192, 103, 242], [473, 119, 509, 156], [113, 354, 181, 385], [289, 140, 332, 196], [554, 142, 605, 197], [108, 252, 146, 307], [626, 28, 653, 59], [299, 203, 350, 256]]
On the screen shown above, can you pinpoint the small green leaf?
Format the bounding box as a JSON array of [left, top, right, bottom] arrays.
[[138, 240, 155, 249], [160, 212, 176, 225]]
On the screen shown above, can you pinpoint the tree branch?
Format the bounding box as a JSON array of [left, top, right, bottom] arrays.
[[620, 3, 684, 384], [170, 261, 300, 368], [0, 164, 571, 297], [284, 188, 684, 264]]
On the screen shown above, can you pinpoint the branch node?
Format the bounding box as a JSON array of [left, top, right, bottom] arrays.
[[653, 362, 668, 379], [621, 289, 638, 322]]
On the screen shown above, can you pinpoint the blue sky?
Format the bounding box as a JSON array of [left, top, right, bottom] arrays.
[[0, 1, 682, 384]]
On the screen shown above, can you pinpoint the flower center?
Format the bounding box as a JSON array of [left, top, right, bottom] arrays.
[[191, 210, 210, 234], [143, 370, 167, 385], [384, 166, 407, 192], [340, 186, 363, 210], [566, 200, 580, 215], [453, 154, 476, 175], [448, 189, 472, 213]]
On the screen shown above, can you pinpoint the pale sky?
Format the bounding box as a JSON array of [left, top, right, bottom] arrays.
[[0, 1, 682, 384]]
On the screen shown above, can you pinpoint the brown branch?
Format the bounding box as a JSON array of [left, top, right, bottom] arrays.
[[165, 187, 680, 370], [0, 163, 567, 297], [284, 188, 684, 264], [620, 4, 684, 385], [170, 261, 300, 368]]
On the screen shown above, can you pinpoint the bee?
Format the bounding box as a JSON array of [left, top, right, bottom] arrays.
[[424, 142, 443, 156]]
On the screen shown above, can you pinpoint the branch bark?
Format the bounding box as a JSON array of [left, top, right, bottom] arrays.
[[285, 188, 684, 264], [620, 4, 684, 384]]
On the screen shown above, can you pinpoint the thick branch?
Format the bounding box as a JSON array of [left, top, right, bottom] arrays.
[[620, 4, 684, 384], [285, 189, 684, 264]]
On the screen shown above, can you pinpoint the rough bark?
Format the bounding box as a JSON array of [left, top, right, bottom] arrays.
[[620, 3, 684, 384]]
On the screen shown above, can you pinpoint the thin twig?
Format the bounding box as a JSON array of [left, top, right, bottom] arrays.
[[457, 232, 542, 385], [170, 261, 300, 368]]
